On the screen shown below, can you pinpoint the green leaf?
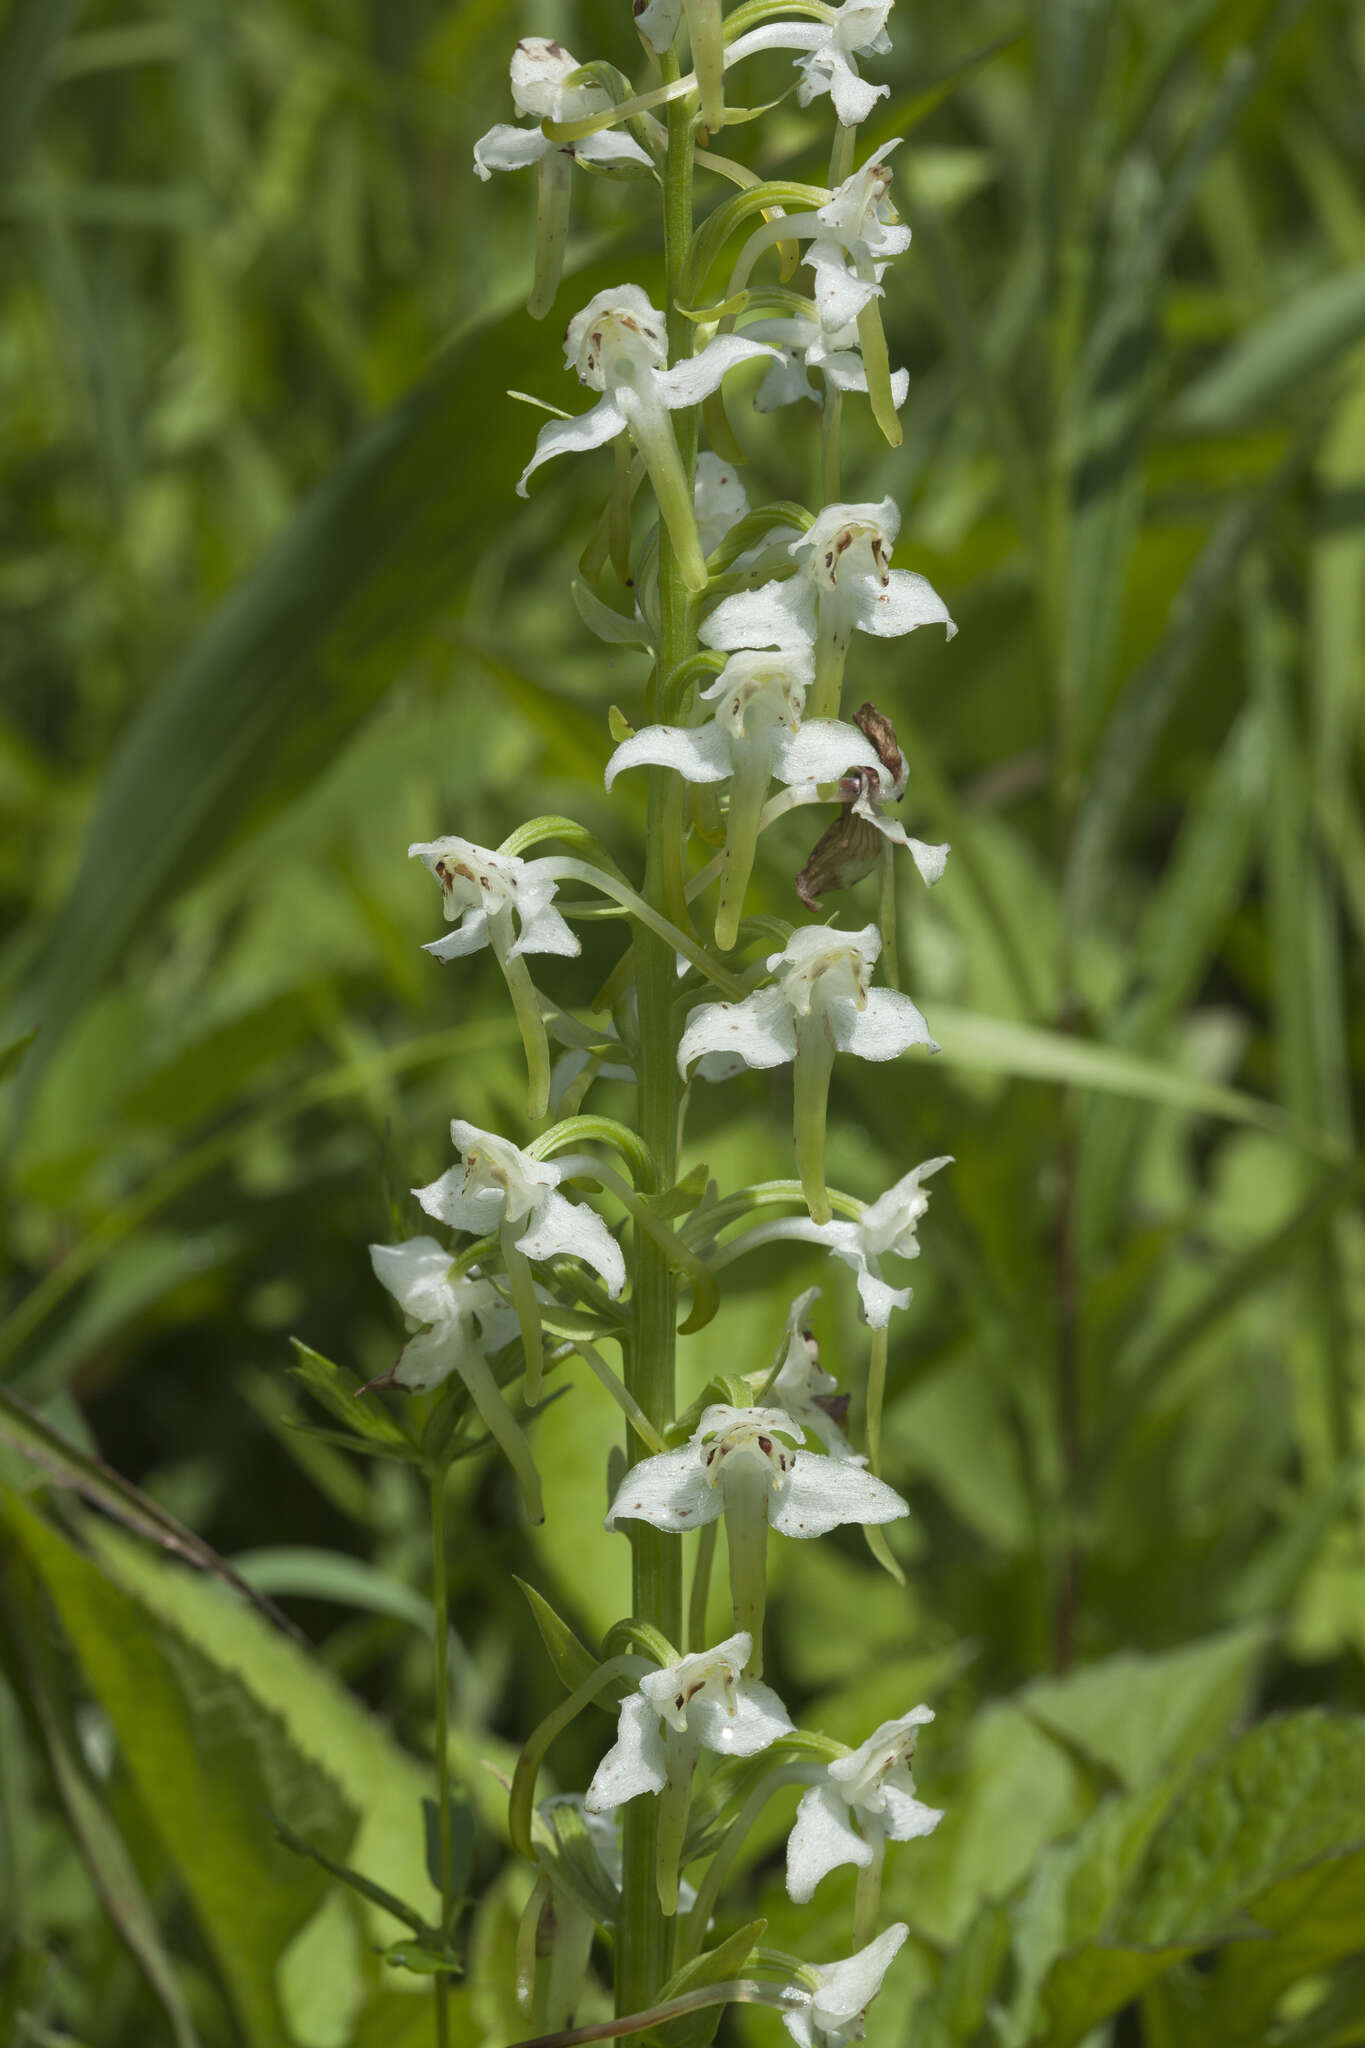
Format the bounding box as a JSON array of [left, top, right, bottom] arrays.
[[514, 1573, 605, 1697], [1173, 263, 1365, 429], [905, 1897, 1011, 2048], [269, 1811, 430, 1936], [4, 1492, 354, 2047], [0, 0, 84, 192], [929, 1005, 1329, 1150], [288, 1339, 421, 1454], [231, 1545, 435, 1636], [3, 1572, 204, 2048], [652, 1918, 766, 2048], [1021, 1626, 1271, 1792]]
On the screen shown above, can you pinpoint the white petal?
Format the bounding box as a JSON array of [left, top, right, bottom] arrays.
[[879, 1783, 944, 1841], [811, 1925, 908, 2030], [574, 130, 652, 168], [424, 914, 491, 961], [369, 1237, 456, 1323], [584, 1694, 669, 1812], [826, 987, 938, 1061], [391, 1322, 463, 1392], [517, 396, 626, 497], [769, 1451, 909, 1537], [679, 985, 798, 1077], [824, 57, 888, 127], [786, 1781, 872, 1903], [852, 567, 956, 640], [473, 123, 551, 179], [694, 452, 750, 554], [691, 1677, 793, 1757], [782, 2003, 817, 2048], [651, 335, 778, 410], [754, 350, 819, 413], [604, 721, 731, 790], [854, 1268, 912, 1329], [772, 718, 883, 789], [515, 1188, 626, 1297], [605, 1448, 721, 1534], [699, 579, 816, 653], [509, 900, 581, 959], [634, 0, 682, 53], [808, 244, 881, 333], [414, 1166, 504, 1238]]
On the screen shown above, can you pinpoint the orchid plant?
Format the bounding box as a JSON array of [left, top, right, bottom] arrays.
[[347, 10, 964, 2043]]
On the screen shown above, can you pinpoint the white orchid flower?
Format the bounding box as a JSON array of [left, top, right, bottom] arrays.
[[409, 835, 579, 1120], [517, 285, 776, 591], [782, 1924, 909, 2048], [678, 924, 937, 1220], [607, 1402, 907, 1667], [586, 1630, 792, 1910], [745, 313, 910, 416], [762, 1287, 858, 1459], [473, 39, 653, 180], [726, 1, 894, 128], [807, 144, 912, 334], [416, 1120, 625, 1397], [635, 0, 683, 54], [367, 1237, 544, 1519], [605, 648, 887, 947], [700, 497, 954, 719], [787, 1707, 941, 1903], [815, 1157, 952, 1325], [410, 836, 579, 964], [474, 41, 653, 320], [368, 1238, 518, 1391]]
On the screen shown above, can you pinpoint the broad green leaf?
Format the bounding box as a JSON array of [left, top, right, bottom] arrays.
[[4, 1573, 203, 2048], [4, 1493, 353, 2048], [904, 1897, 1011, 2048], [1021, 1625, 1270, 1792], [1173, 263, 1365, 429]]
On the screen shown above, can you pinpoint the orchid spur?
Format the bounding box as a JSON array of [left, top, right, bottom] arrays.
[[517, 285, 776, 592], [679, 923, 937, 1223]]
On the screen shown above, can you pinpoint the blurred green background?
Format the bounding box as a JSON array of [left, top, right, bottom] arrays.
[[2, 0, 1364, 2043]]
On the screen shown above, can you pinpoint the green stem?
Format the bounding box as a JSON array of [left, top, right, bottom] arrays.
[[792, 1027, 836, 1222], [688, 1518, 719, 1650], [618, 54, 696, 2016], [852, 1823, 885, 1949], [431, 1465, 454, 2048]]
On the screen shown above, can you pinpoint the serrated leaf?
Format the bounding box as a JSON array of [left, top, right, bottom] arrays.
[[5, 1492, 354, 2047]]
